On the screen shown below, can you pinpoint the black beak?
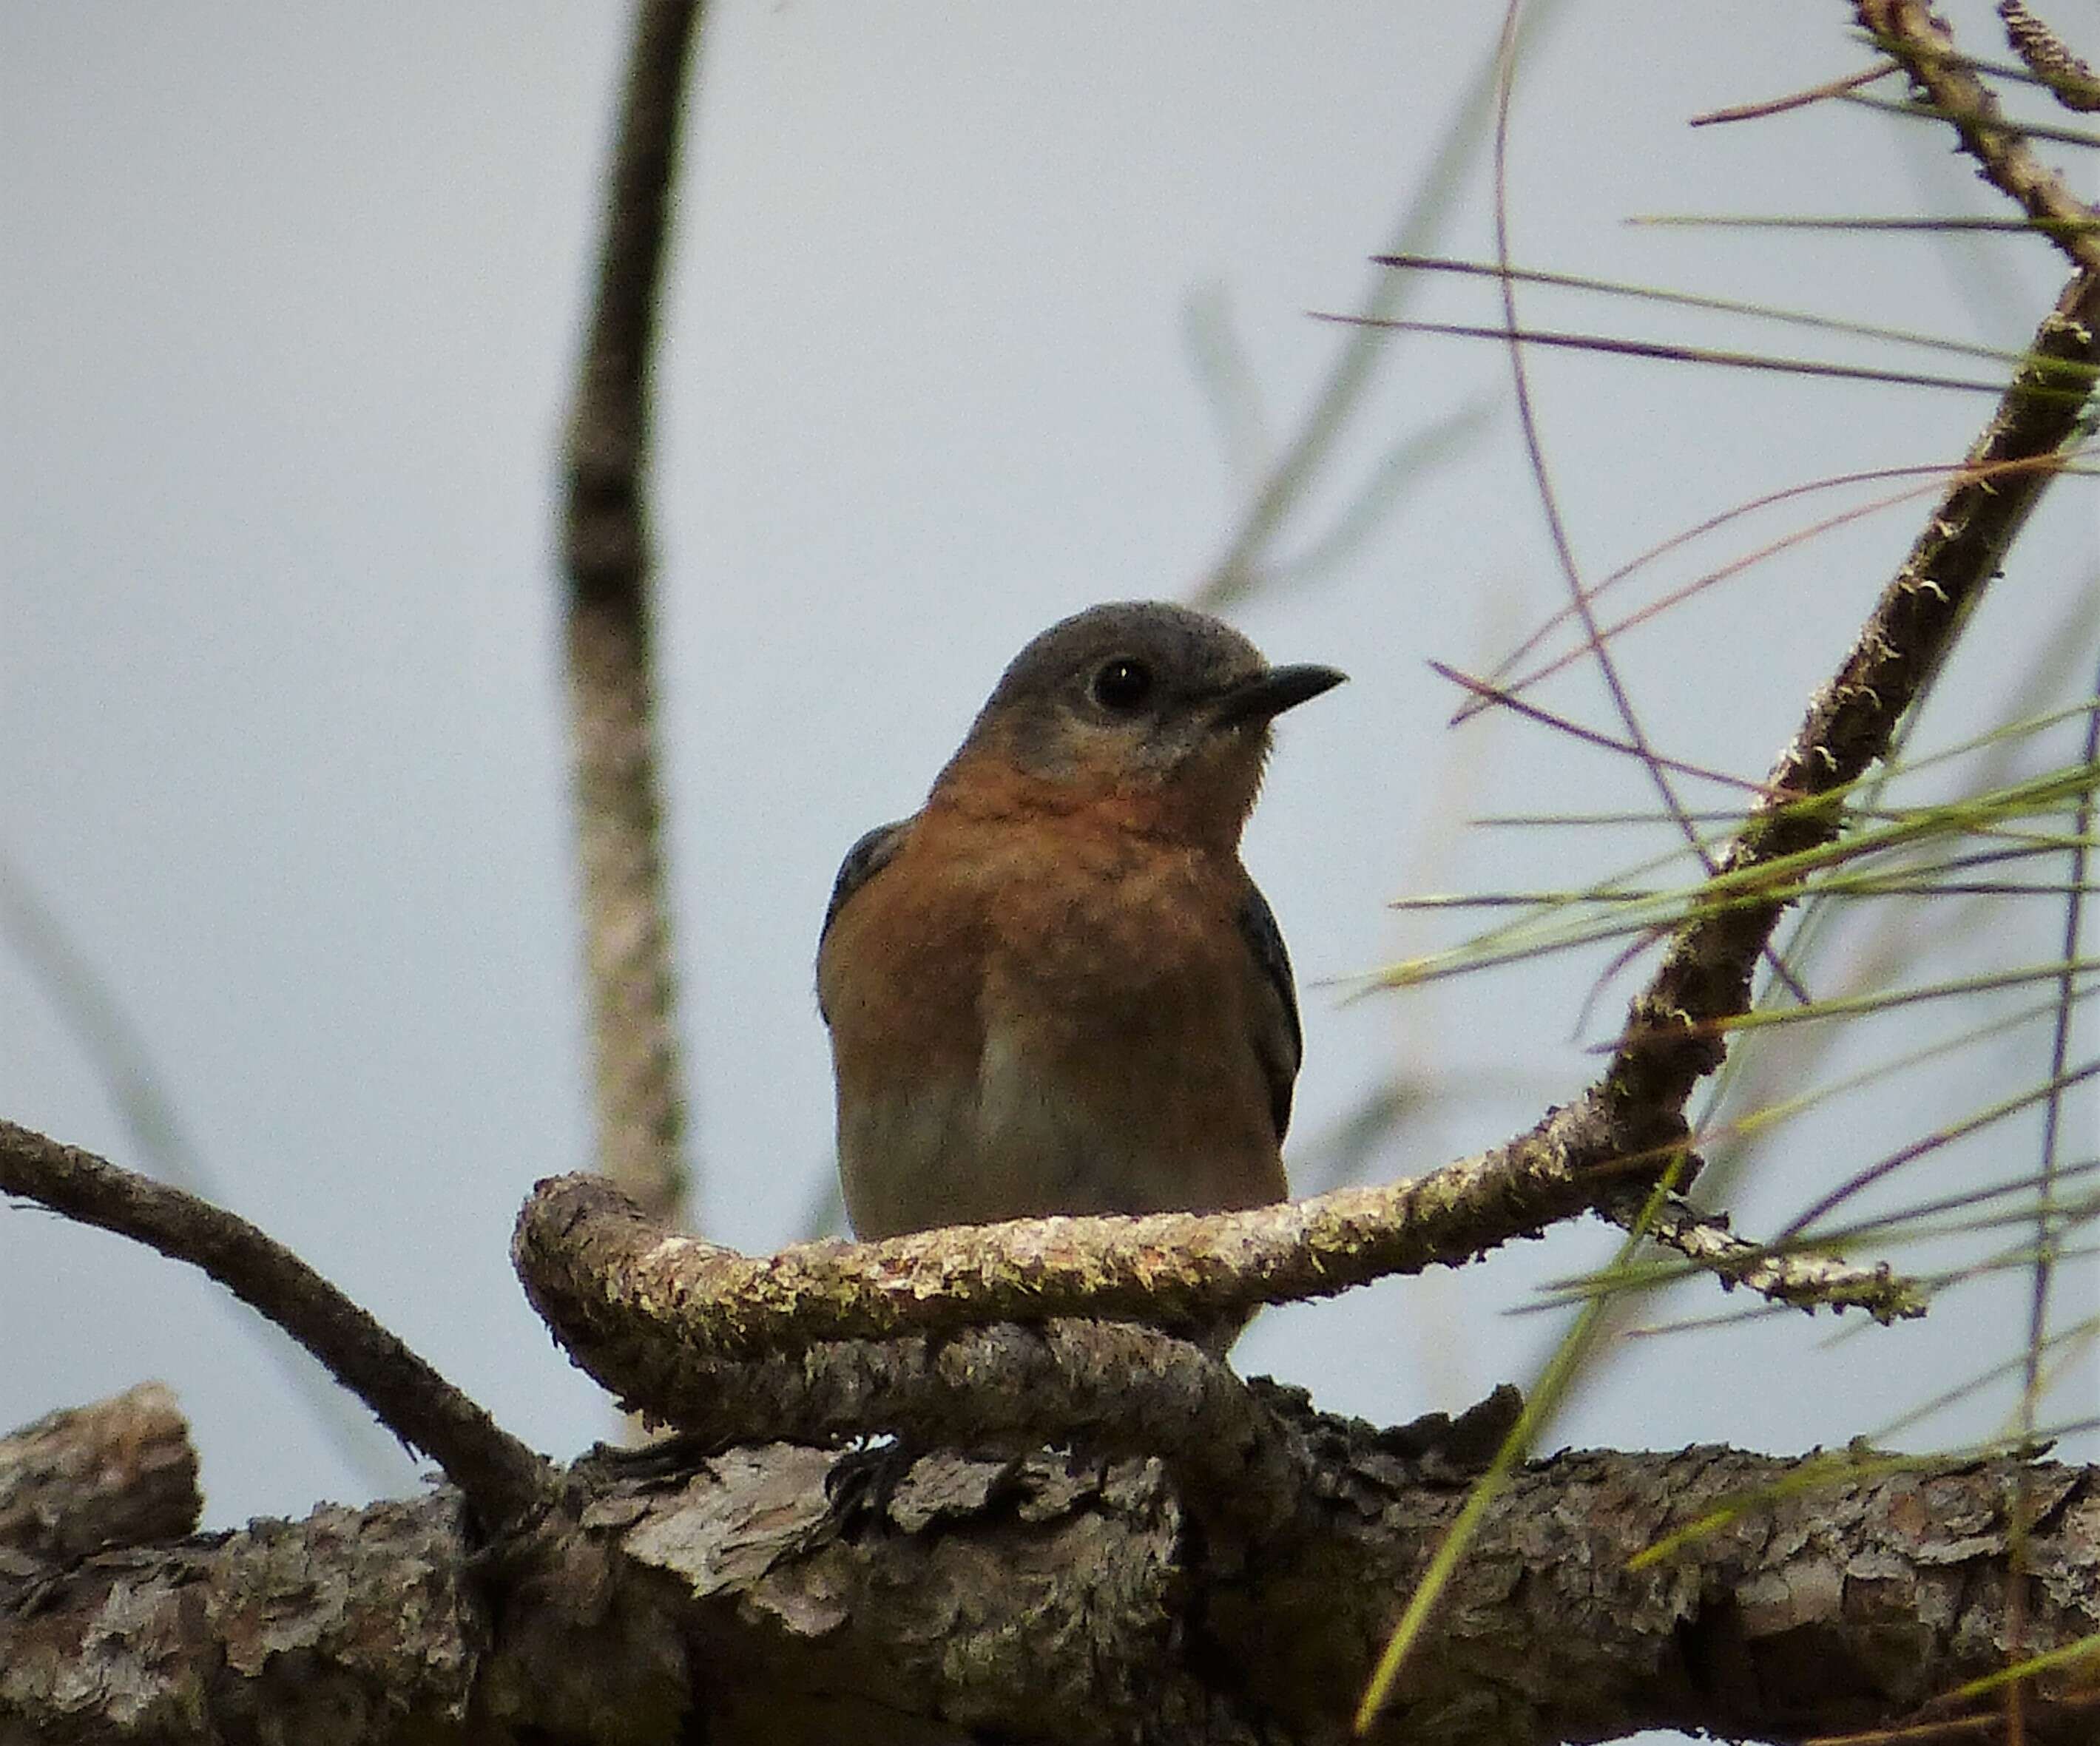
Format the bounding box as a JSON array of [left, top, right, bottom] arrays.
[[1211, 662, 1347, 728]]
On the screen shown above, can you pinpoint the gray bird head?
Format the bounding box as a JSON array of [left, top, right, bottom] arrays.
[[939, 601, 1344, 842]]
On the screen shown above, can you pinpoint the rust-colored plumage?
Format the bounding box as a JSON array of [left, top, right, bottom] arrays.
[[818, 601, 1342, 1242]]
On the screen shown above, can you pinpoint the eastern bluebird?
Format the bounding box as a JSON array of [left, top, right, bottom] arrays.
[[817, 601, 1343, 1243]]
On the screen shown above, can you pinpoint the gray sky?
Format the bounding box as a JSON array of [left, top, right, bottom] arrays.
[[4, 16, 2093, 1729]]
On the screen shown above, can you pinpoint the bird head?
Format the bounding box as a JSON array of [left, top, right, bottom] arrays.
[[939, 601, 1345, 846]]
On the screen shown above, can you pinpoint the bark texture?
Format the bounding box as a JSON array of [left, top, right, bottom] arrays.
[[3, 1388, 2096, 1745], [0, 1386, 199, 1571]]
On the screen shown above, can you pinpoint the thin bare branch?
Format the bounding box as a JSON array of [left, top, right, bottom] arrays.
[[0, 852, 411, 1491], [561, 0, 705, 1228], [0, 1122, 550, 1532]]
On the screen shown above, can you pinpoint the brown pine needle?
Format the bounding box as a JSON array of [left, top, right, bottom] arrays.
[[1429, 660, 1779, 794], [1690, 62, 1900, 126], [1318, 313, 2060, 397]]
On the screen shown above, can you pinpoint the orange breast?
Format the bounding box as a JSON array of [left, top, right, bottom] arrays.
[[820, 792, 1286, 1235]]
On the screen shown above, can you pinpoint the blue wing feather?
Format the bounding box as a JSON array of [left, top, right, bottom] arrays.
[[1236, 882, 1303, 1143], [821, 821, 908, 946], [817, 821, 908, 1026]]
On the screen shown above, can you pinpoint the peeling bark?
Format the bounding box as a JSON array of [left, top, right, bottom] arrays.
[[4, 1390, 2095, 1745], [0, 1385, 199, 1571]]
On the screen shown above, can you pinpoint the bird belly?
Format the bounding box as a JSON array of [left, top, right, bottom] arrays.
[[972, 998, 1285, 1219], [837, 1030, 1277, 1236], [836, 1073, 990, 1239], [826, 813, 1286, 1236]]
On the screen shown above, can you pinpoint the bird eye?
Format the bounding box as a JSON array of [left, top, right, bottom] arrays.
[[1090, 657, 1155, 714]]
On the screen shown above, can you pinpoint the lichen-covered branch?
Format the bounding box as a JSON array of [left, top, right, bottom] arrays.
[[512, 1136, 1624, 1361], [513, 1125, 1915, 1439], [1602, 1186, 1912, 1313], [575, 1312, 1328, 1541], [517, 1173, 1352, 1534], [0, 1121, 551, 1533]]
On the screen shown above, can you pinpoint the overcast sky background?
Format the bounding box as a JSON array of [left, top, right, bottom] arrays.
[[4, 7, 2096, 1733]]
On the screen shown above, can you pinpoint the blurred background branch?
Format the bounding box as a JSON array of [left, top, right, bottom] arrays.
[[561, 0, 706, 1231]]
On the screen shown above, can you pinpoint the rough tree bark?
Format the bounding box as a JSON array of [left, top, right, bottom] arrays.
[[3, 1376, 2096, 1745]]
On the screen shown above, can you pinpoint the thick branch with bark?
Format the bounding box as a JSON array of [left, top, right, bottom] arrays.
[[0, 1385, 199, 1571], [3, 1387, 2095, 1745]]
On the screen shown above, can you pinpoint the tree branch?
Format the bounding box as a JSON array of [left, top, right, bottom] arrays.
[[513, 1141, 1914, 1464], [0, 1384, 200, 1567], [1858, 0, 2100, 275], [1601, 1185, 1911, 1312], [1601, 265, 2100, 1125], [561, 0, 706, 1228], [514, 1180, 1366, 1536], [5, 1391, 2094, 1745], [1998, 1, 2100, 114], [0, 1122, 550, 1533]]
